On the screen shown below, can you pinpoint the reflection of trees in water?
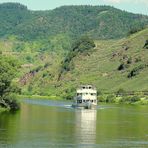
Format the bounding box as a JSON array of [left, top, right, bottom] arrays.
[[0, 111, 20, 147], [75, 109, 97, 146]]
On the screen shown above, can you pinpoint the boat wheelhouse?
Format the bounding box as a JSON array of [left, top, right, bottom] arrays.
[[72, 85, 97, 109]]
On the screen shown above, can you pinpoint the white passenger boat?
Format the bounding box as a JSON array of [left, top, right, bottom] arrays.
[[72, 85, 97, 109]]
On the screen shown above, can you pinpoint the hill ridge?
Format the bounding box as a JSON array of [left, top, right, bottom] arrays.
[[0, 3, 147, 40]]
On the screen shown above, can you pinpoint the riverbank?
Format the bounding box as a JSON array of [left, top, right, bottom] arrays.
[[99, 95, 148, 105], [18, 94, 148, 105], [18, 95, 63, 100]]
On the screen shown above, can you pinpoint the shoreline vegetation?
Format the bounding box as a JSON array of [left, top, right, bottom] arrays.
[[1, 93, 147, 112], [0, 107, 9, 113], [0, 56, 20, 112], [18, 93, 148, 105]]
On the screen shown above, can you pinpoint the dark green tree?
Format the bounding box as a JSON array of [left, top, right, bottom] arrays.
[[0, 56, 20, 110], [58, 36, 95, 80]]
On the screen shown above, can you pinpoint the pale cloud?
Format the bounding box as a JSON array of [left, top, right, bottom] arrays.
[[104, 0, 121, 3], [103, 0, 148, 5]]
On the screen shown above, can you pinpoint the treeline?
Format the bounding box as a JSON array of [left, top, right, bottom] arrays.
[[98, 90, 148, 104]]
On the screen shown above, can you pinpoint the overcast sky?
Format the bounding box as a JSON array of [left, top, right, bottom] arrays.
[[0, 0, 147, 15]]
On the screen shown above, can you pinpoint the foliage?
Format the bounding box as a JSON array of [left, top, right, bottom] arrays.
[[0, 56, 20, 110], [143, 40, 148, 49], [58, 36, 95, 80], [12, 43, 25, 52], [30, 65, 43, 73], [116, 88, 126, 96], [105, 94, 116, 103], [118, 62, 129, 71], [128, 26, 145, 35], [128, 64, 147, 78], [119, 95, 140, 103], [0, 3, 147, 40], [62, 87, 75, 100], [72, 36, 95, 52]]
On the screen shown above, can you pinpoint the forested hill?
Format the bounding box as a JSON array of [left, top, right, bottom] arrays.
[[0, 3, 148, 40]]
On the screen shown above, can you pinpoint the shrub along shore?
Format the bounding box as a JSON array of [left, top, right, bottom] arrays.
[[18, 92, 148, 105], [1, 93, 147, 113], [98, 94, 148, 105]]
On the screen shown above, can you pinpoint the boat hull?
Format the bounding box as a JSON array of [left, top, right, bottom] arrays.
[[72, 102, 97, 109]]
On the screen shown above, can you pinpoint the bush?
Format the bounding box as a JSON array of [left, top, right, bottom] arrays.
[[106, 94, 116, 103], [0, 56, 20, 111], [118, 63, 129, 71], [42, 72, 48, 78], [2, 94, 20, 110], [44, 62, 51, 68], [130, 96, 140, 102], [116, 88, 126, 96], [13, 43, 25, 52], [128, 64, 146, 78], [98, 96, 106, 102], [26, 55, 33, 63], [135, 57, 142, 63], [143, 40, 148, 49], [63, 87, 75, 100], [119, 95, 140, 103], [127, 57, 132, 64], [128, 26, 144, 35], [58, 36, 95, 80]]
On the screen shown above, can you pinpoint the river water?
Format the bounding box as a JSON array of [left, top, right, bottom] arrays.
[[0, 99, 148, 148]]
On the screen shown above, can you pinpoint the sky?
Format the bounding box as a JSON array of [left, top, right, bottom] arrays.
[[0, 0, 147, 15]]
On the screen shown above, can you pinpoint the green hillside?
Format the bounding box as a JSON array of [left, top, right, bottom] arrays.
[[54, 28, 148, 97], [1, 28, 147, 98], [0, 3, 147, 40]]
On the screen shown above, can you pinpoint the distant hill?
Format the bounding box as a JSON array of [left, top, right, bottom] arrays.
[[0, 3, 148, 40]]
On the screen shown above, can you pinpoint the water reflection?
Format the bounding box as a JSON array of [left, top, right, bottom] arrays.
[[75, 109, 97, 147], [0, 101, 148, 148]]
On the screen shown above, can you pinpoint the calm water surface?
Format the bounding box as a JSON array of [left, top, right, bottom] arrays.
[[0, 99, 148, 148]]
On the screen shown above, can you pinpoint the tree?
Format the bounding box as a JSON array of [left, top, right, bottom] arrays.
[[58, 36, 95, 80], [143, 40, 148, 49], [116, 88, 126, 96], [0, 56, 20, 110]]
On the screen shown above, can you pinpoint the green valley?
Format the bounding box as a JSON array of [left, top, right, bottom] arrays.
[[0, 2, 148, 104]]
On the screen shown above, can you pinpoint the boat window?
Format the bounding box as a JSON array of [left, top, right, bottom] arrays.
[[91, 100, 93, 102], [89, 87, 92, 89], [77, 100, 82, 103], [83, 100, 85, 103], [82, 87, 85, 89], [77, 93, 82, 96]]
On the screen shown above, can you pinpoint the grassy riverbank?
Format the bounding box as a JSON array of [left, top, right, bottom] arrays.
[[18, 95, 63, 100], [99, 94, 148, 105], [18, 94, 148, 105]]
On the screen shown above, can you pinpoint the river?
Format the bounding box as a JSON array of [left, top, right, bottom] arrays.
[[0, 99, 148, 148]]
